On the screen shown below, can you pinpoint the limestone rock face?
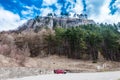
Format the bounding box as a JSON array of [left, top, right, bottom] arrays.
[[18, 17, 95, 31]]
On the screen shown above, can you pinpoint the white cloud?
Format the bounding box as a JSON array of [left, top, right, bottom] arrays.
[[73, 0, 83, 14], [54, 3, 62, 16], [40, 8, 53, 16], [89, 0, 120, 24], [65, 0, 83, 17], [21, 10, 32, 15], [41, 0, 83, 17], [21, 5, 40, 18], [85, 0, 105, 16], [43, 0, 57, 5], [0, 7, 26, 31], [23, 5, 39, 10], [41, 0, 61, 16], [114, 0, 120, 12]]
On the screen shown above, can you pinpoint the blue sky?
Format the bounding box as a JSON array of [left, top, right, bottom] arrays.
[[0, 0, 120, 31]]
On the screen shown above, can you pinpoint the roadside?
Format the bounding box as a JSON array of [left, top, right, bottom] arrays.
[[7, 71, 120, 80], [0, 55, 120, 80]]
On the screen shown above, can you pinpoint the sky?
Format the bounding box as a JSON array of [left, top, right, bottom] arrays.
[[0, 0, 120, 31]]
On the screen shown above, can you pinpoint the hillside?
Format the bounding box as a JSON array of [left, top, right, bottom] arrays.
[[0, 19, 120, 62]]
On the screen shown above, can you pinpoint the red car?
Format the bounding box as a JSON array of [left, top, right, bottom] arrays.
[[54, 69, 67, 74]]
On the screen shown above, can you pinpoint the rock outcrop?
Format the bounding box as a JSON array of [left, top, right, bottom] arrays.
[[18, 16, 95, 32]]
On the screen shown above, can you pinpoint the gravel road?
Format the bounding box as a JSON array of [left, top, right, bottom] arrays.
[[0, 67, 53, 80], [7, 71, 120, 80]]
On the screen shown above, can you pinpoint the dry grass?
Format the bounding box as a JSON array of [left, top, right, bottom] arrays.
[[0, 29, 54, 66], [33, 55, 120, 72], [0, 33, 31, 66], [0, 54, 120, 73]]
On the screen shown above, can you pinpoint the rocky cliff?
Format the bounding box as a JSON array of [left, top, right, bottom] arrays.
[[18, 16, 95, 31]]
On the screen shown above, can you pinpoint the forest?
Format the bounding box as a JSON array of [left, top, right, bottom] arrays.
[[45, 23, 120, 62]]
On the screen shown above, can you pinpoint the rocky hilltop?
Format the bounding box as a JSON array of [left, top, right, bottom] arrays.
[[18, 16, 95, 32]]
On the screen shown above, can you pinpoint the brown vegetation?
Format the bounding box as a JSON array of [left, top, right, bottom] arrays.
[[0, 28, 55, 66]]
